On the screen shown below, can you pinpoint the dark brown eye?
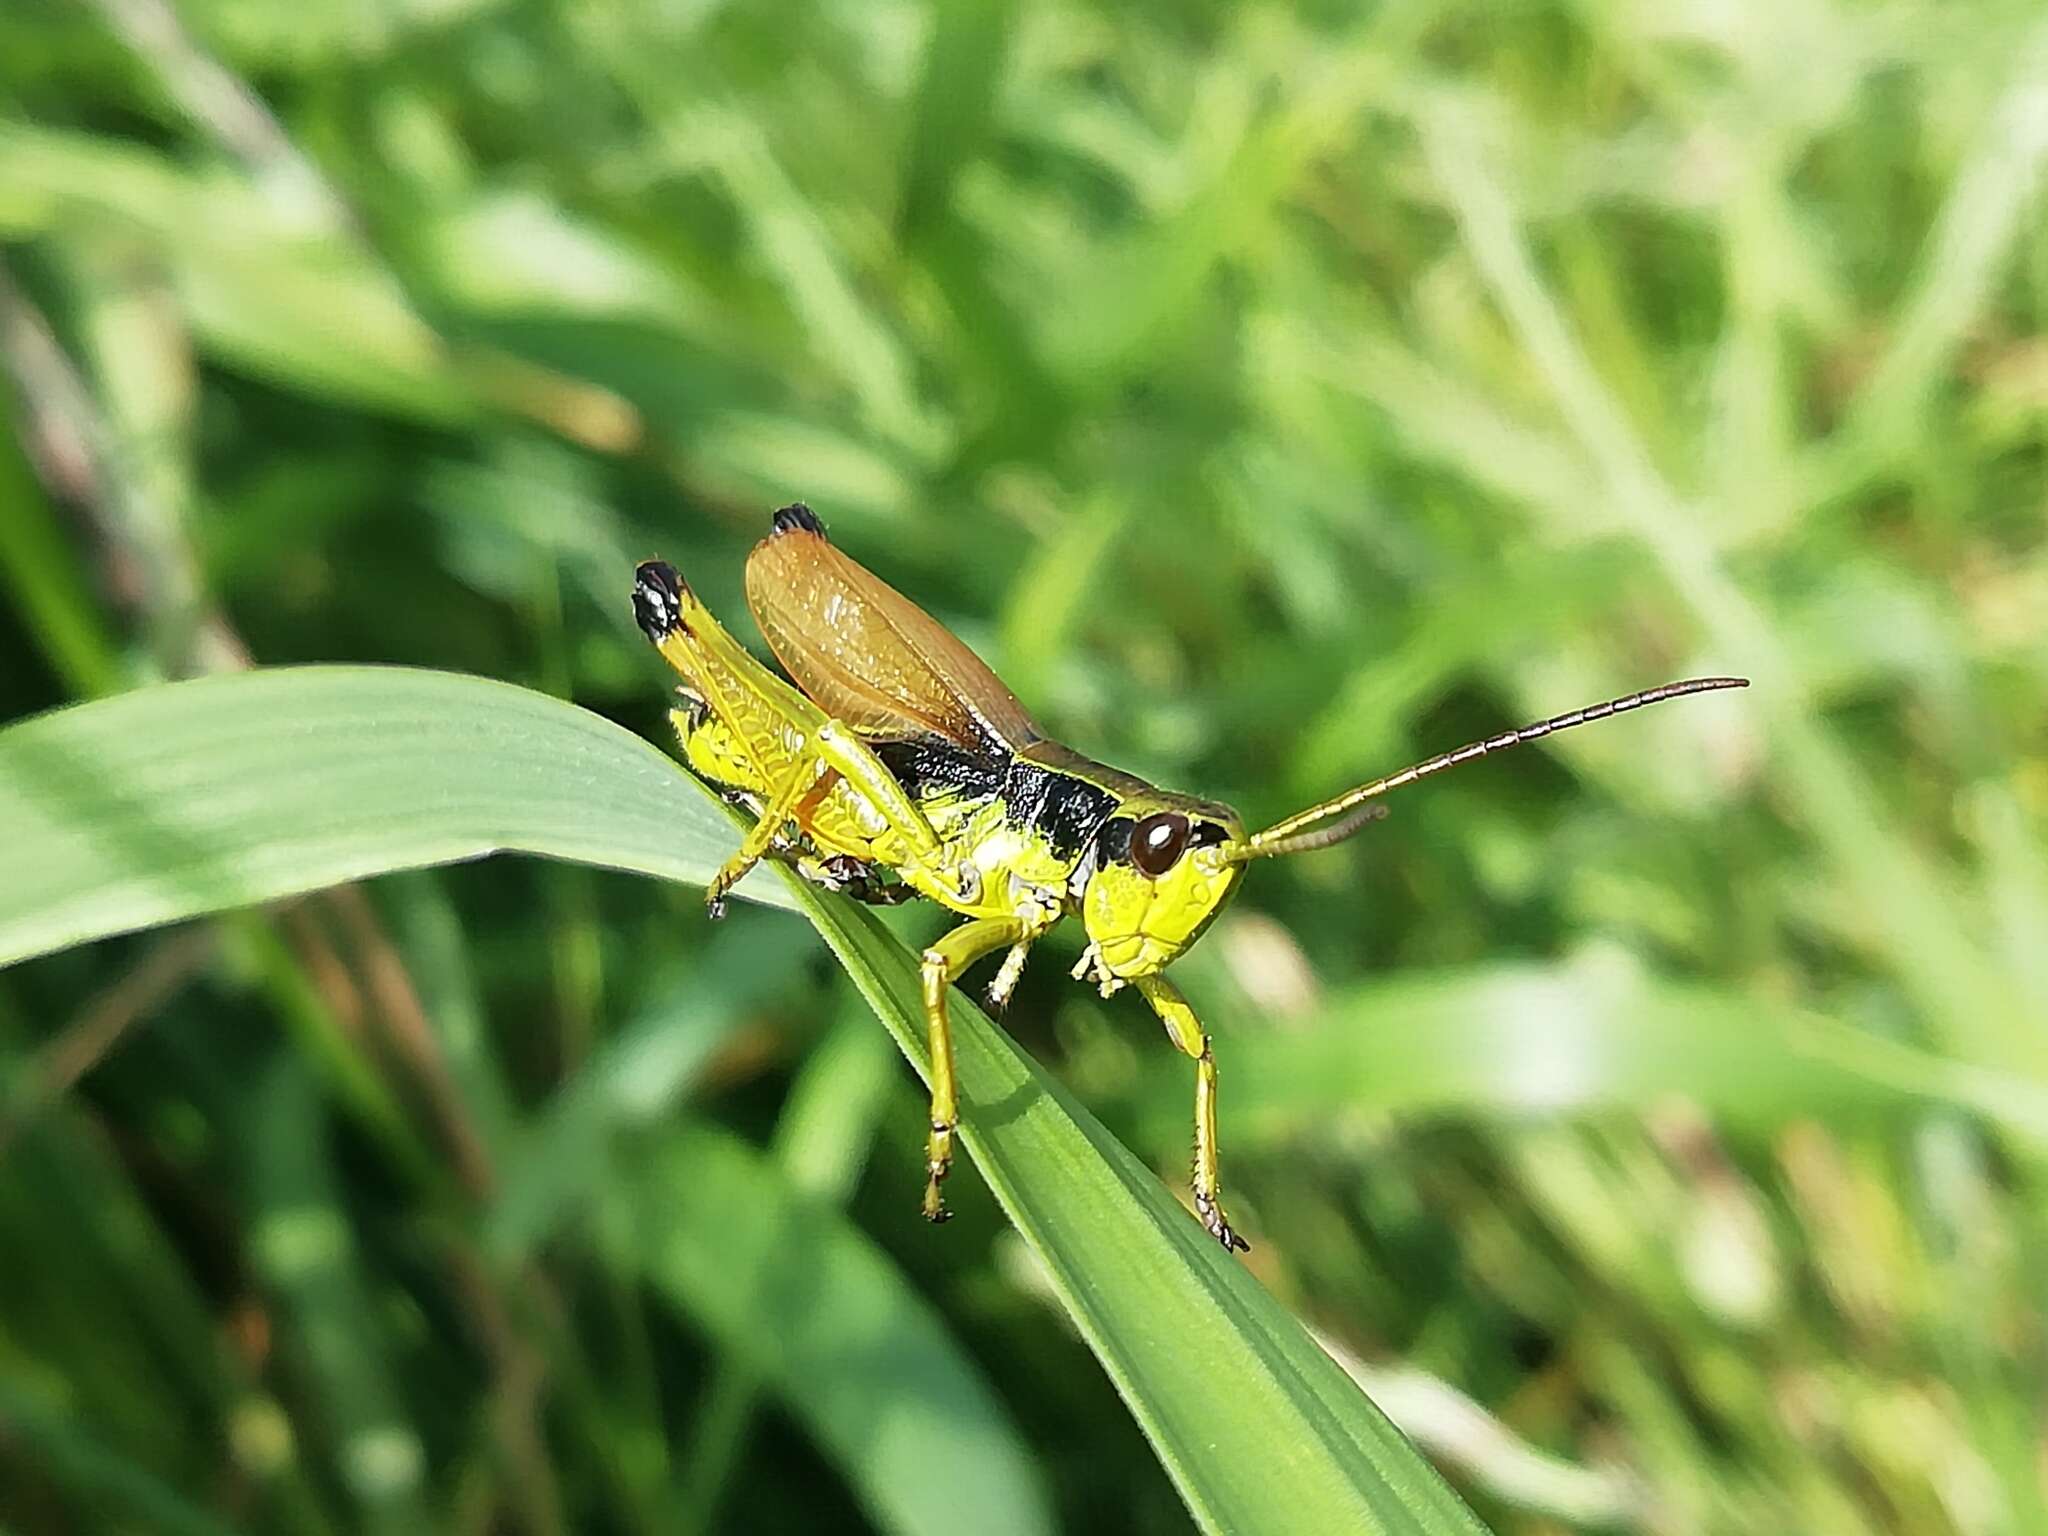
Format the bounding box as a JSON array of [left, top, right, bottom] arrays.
[[1129, 812, 1191, 877]]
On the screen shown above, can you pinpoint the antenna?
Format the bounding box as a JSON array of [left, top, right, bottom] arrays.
[[1239, 676, 1749, 860]]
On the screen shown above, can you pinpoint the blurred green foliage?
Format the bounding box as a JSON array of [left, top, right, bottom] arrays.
[[2, 0, 2046, 1532]]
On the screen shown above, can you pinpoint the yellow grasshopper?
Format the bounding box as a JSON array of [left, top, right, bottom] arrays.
[[634, 505, 1746, 1251]]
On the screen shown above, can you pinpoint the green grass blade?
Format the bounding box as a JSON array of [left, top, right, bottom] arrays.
[[244, 1061, 430, 1535], [1146, 956, 2048, 1146], [0, 1384, 252, 1536], [487, 928, 795, 1263], [671, 1006, 898, 1535], [0, 428, 125, 699], [0, 666, 794, 970], [786, 878, 1492, 1536], [614, 1121, 1053, 1536]]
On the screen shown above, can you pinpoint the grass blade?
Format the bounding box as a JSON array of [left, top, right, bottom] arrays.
[[787, 877, 1492, 1536], [1147, 954, 2048, 1146], [614, 1121, 1053, 1536], [0, 666, 793, 971], [0, 1384, 253, 1536]]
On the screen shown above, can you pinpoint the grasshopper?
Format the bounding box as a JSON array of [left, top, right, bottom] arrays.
[[634, 505, 1746, 1251]]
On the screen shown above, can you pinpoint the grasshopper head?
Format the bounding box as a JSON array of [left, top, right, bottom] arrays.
[[1078, 794, 1247, 984]]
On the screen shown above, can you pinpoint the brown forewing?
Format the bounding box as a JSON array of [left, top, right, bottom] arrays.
[[745, 523, 1042, 753]]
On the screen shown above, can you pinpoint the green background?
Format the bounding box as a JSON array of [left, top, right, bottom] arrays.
[[3, 1, 2045, 1532]]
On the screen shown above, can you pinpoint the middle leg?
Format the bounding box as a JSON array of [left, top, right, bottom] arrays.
[[918, 915, 1031, 1223], [1135, 973, 1249, 1253]]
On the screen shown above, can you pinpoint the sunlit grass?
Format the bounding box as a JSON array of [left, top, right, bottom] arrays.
[[2, 0, 2045, 1531]]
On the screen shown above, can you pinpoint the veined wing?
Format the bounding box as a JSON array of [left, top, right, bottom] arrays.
[[745, 507, 1042, 753]]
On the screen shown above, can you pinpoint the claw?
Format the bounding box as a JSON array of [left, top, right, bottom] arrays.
[[923, 1121, 955, 1224], [1195, 1192, 1251, 1254]]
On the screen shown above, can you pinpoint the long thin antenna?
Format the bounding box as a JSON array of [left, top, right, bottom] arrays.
[[1240, 676, 1749, 860]]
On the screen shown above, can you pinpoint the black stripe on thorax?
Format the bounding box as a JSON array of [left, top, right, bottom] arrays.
[[872, 735, 1126, 866], [1001, 758, 1120, 865], [873, 736, 1007, 804]]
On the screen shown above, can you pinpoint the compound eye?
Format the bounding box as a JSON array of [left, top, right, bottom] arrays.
[[1130, 812, 1191, 878]]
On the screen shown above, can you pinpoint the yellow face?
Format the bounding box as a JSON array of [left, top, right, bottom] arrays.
[[1079, 799, 1247, 982]]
